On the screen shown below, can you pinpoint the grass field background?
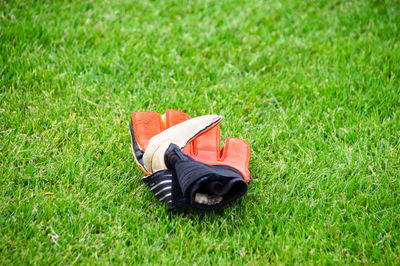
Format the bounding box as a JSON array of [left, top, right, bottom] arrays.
[[1, 0, 400, 264]]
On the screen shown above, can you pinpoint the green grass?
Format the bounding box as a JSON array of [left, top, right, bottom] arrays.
[[1, 0, 400, 264]]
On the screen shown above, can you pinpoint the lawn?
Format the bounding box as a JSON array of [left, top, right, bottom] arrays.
[[1, 0, 400, 264]]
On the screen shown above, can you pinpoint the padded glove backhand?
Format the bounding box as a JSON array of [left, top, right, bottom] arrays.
[[130, 110, 251, 210]]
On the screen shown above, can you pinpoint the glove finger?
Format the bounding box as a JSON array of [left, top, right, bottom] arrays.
[[163, 109, 193, 155], [220, 137, 251, 182], [131, 112, 164, 151], [191, 124, 221, 161], [163, 109, 191, 128], [130, 112, 164, 174]]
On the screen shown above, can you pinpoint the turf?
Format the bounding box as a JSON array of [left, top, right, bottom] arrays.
[[1, 0, 400, 264]]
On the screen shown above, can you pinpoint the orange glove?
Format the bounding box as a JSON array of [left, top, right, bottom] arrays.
[[130, 109, 250, 181], [130, 110, 251, 210]]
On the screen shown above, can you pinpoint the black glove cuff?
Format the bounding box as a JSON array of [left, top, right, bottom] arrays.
[[174, 160, 248, 210], [143, 144, 248, 211], [166, 144, 248, 210], [142, 169, 188, 209]]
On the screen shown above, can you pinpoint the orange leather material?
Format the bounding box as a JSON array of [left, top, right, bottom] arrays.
[[131, 109, 251, 182], [219, 137, 251, 182], [163, 110, 193, 155], [192, 125, 221, 160], [164, 109, 190, 128], [131, 112, 164, 150]]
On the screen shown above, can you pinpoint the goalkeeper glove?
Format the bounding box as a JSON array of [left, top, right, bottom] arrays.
[[130, 110, 250, 210]]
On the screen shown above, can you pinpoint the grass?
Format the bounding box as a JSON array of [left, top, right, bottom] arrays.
[[1, 0, 400, 264]]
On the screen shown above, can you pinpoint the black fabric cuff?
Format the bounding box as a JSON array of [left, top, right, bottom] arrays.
[[143, 144, 248, 211], [165, 144, 248, 211]]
